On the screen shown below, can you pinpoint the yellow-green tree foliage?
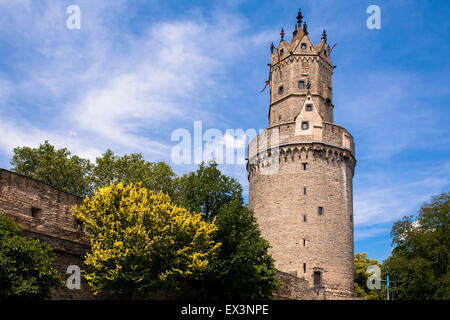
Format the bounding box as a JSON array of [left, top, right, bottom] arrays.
[[73, 182, 220, 296]]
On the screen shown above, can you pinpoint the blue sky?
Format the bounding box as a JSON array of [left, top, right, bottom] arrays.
[[0, 0, 449, 263]]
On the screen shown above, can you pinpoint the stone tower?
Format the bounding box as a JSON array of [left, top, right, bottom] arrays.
[[247, 10, 356, 298]]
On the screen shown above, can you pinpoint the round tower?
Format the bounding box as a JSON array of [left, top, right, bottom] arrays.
[[247, 10, 356, 299]]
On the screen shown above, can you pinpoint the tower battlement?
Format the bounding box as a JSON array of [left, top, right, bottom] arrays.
[[247, 10, 356, 299]]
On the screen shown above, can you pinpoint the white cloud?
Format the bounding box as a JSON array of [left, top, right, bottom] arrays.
[[0, 1, 265, 163], [354, 162, 450, 227]]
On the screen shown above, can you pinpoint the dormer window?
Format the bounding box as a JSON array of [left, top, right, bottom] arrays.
[[301, 121, 309, 130], [278, 86, 284, 94], [279, 49, 284, 56], [306, 104, 312, 111], [301, 43, 307, 50], [298, 80, 305, 89]]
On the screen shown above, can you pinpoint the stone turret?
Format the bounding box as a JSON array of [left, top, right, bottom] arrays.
[[247, 10, 356, 299]]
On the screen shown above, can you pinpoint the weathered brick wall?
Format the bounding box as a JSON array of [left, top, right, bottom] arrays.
[[0, 169, 96, 299]]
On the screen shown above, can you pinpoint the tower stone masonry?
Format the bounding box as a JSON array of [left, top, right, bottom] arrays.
[[247, 10, 356, 299]]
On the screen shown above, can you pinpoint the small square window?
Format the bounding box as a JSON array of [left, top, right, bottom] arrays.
[[30, 207, 42, 218], [318, 207, 323, 215], [301, 43, 307, 50], [301, 121, 309, 130], [298, 81, 305, 89], [278, 86, 284, 94], [306, 104, 312, 111]]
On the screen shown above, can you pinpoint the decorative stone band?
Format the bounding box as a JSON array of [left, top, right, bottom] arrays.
[[246, 141, 356, 178]]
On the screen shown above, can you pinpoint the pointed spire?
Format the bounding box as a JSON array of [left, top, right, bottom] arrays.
[[280, 28, 285, 40], [303, 22, 308, 35], [296, 8, 303, 27], [322, 29, 327, 42], [270, 42, 275, 54]]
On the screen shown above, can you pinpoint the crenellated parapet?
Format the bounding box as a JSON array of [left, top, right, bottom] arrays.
[[247, 141, 355, 179]]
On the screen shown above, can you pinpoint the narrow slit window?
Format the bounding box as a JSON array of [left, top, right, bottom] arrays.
[[303, 187, 307, 195], [303, 214, 307, 222], [303, 238, 306, 246], [318, 207, 323, 215], [303, 263, 307, 273], [302, 163, 307, 170]]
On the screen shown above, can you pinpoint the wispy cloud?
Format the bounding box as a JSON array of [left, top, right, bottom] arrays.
[[0, 1, 266, 163]]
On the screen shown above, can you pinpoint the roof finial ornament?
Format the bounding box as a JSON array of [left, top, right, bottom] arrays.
[[303, 21, 308, 35], [296, 8, 303, 27], [322, 29, 327, 42], [280, 28, 285, 40], [270, 42, 275, 53]]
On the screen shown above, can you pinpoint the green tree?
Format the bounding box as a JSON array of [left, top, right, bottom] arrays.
[[92, 149, 177, 198], [175, 161, 243, 221], [176, 161, 280, 299], [353, 252, 385, 300], [10, 141, 93, 197], [0, 215, 62, 299], [73, 182, 220, 297], [384, 192, 449, 300]]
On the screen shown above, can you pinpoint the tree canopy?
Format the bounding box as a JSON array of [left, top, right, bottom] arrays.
[[384, 192, 449, 300], [11, 142, 177, 198], [353, 252, 385, 300], [0, 215, 62, 299], [73, 182, 220, 296], [9, 142, 281, 299], [176, 161, 281, 299], [92, 149, 177, 198], [10, 140, 92, 197]]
